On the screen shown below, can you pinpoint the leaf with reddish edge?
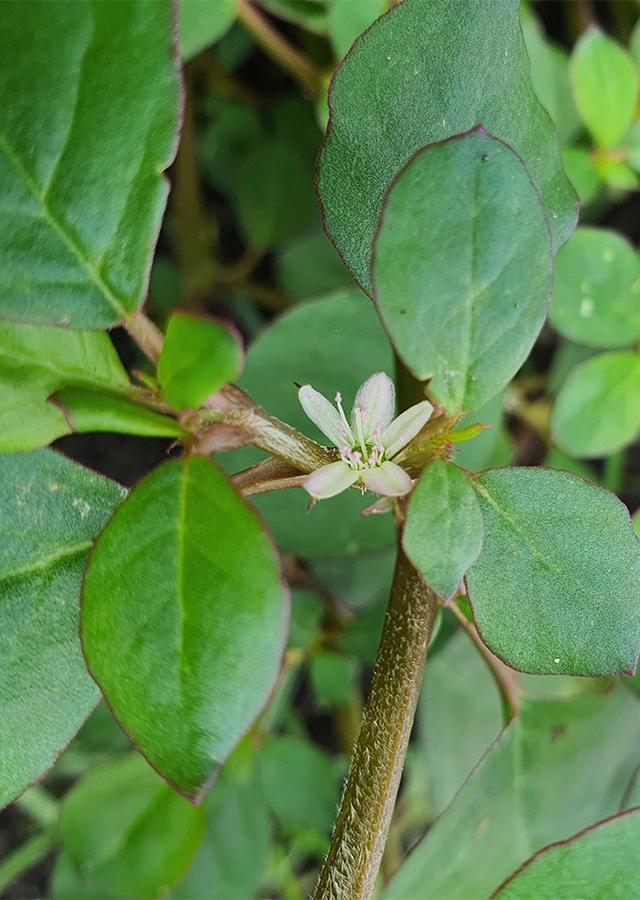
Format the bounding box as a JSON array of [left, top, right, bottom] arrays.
[[81, 455, 290, 802], [466, 466, 640, 676], [316, 0, 577, 294], [492, 806, 640, 899], [371, 127, 553, 415], [0, 0, 182, 329], [0, 448, 126, 810]]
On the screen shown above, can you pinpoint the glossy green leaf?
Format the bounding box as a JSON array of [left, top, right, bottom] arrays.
[[547, 339, 598, 394], [403, 461, 484, 601], [0, 320, 129, 451], [60, 753, 205, 899], [570, 26, 638, 150], [549, 228, 640, 348], [417, 630, 502, 820], [385, 686, 640, 900], [157, 313, 244, 411], [0, 448, 125, 810], [81, 455, 289, 801], [327, 0, 385, 60], [372, 128, 552, 413], [317, 0, 577, 292], [52, 387, 185, 438], [466, 467, 640, 675], [561, 148, 602, 206], [520, 8, 581, 146], [494, 807, 640, 899], [551, 351, 640, 458], [0, 1, 180, 329], [224, 291, 395, 557], [179, 0, 236, 60], [258, 734, 339, 834]]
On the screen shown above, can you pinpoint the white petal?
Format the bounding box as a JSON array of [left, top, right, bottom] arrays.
[[361, 461, 413, 496], [298, 385, 352, 447], [303, 462, 359, 499], [351, 372, 395, 439], [360, 496, 395, 516], [381, 400, 434, 457]]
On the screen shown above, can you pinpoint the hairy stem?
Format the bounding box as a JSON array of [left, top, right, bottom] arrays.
[[313, 545, 439, 900], [122, 310, 164, 365], [236, 0, 321, 96]]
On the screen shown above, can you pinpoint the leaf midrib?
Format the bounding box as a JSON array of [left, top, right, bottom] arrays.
[[0, 541, 93, 582]]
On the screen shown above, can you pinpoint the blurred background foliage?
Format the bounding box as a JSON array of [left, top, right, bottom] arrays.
[[4, 0, 640, 898]]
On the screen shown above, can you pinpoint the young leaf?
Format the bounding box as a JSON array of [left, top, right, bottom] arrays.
[[561, 148, 602, 206], [551, 351, 640, 458], [316, 0, 577, 292], [60, 753, 205, 899], [52, 387, 185, 438], [371, 128, 552, 414], [157, 313, 244, 412], [81, 455, 289, 801], [466, 467, 640, 676], [0, 1, 180, 328], [0, 448, 125, 810], [179, 0, 236, 60], [0, 320, 129, 451], [225, 290, 395, 557], [493, 807, 640, 899], [549, 228, 640, 348], [570, 26, 638, 150], [385, 686, 640, 900], [403, 460, 484, 601]]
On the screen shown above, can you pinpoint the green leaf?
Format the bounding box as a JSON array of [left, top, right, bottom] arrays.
[[551, 351, 640, 457], [157, 313, 244, 411], [549, 227, 640, 349], [385, 686, 640, 900], [570, 26, 638, 150], [0, 448, 125, 810], [316, 0, 577, 293], [287, 588, 324, 650], [179, 0, 236, 60], [258, 734, 339, 834], [52, 387, 185, 438], [81, 455, 289, 801], [417, 630, 503, 820], [0, 320, 129, 452], [0, 1, 180, 329], [466, 467, 640, 675], [60, 753, 205, 899], [259, 0, 328, 35], [310, 649, 357, 706], [595, 157, 639, 190], [403, 461, 484, 600], [494, 807, 640, 899], [561, 148, 602, 206], [327, 0, 386, 60], [276, 231, 355, 302], [547, 339, 598, 394], [453, 391, 505, 473], [224, 291, 395, 557], [372, 128, 552, 413]]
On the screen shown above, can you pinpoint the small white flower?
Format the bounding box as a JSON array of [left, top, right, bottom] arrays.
[[298, 372, 433, 500]]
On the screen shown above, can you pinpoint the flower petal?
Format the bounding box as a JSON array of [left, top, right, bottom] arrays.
[[381, 400, 434, 457], [351, 372, 395, 439], [361, 461, 413, 496], [303, 461, 360, 499], [360, 496, 395, 516], [298, 385, 352, 446]]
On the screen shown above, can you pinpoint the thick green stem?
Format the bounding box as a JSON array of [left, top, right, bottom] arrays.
[[313, 545, 439, 900]]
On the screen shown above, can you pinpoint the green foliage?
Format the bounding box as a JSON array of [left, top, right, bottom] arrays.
[[372, 128, 552, 413], [0, 1, 180, 328], [467, 467, 640, 675], [0, 321, 129, 451], [403, 461, 483, 601], [52, 387, 185, 438], [179, 0, 236, 61], [494, 807, 640, 899], [552, 351, 640, 457], [317, 0, 577, 292], [59, 754, 205, 898], [386, 686, 640, 899], [81, 455, 289, 800], [157, 313, 244, 411], [0, 449, 125, 809], [570, 26, 638, 150], [549, 228, 640, 348]]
